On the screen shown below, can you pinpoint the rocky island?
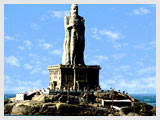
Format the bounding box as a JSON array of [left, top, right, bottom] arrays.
[[4, 89, 156, 116], [4, 4, 156, 116]]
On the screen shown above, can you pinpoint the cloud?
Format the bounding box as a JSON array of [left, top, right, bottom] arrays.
[[51, 49, 62, 55], [41, 70, 48, 75], [137, 66, 156, 75], [39, 14, 49, 21], [90, 27, 124, 42], [30, 66, 41, 75], [100, 30, 124, 40], [4, 75, 12, 84], [133, 40, 155, 50], [4, 34, 19, 41], [114, 65, 130, 72], [43, 43, 52, 49], [4, 35, 14, 40], [24, 40, 32, 49], [100, 75, 156, 94], [133, 7, 151, 15], [18, 46, 24, 50], [112, 53, 127, 60], [27, 53, 48, 75], [31, 23, 41, 30], [5, 78, 44, 93], [90, 28, 126, 50], [27, 53, 43, 74], [40, 43, 52, 49], [113, 42, 128, 50], [49, 10, 69, 18], [39, 10, 69, 21], [87, 60, 99, 65], [95, 55, 109, 61], [24, 64, 32, 70], [5, 56, 20, 67], [90, 28, 101, 40], [87, 55, 108, 65], [38, 40, 53, 49], [15, 79, 42, 93]]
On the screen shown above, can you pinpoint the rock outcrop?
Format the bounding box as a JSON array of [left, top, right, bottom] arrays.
[[4, 91, 156, 116]]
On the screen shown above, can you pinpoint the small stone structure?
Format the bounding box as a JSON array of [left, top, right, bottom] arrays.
[[101, 99, 132, 107], [48, 4, 100, 90], [16, 93, 26, 101]]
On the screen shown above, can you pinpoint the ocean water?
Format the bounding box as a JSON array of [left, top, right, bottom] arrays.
[[4, 94, 16, 100], [130, 94, 156, 106], [4, 93, 156, 106]]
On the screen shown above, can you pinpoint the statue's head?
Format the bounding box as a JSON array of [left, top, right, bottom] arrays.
[[70, 4, 78, 16]]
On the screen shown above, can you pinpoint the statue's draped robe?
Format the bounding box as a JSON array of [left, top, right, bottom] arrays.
[[62, 15, 85, 65]]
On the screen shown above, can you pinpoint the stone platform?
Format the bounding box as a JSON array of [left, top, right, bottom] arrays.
[[48, 64, 101, 90]]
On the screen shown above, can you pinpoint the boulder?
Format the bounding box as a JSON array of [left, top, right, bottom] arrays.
[[11, 101, 42, 115], [58, 95, 67, 102], [151, 106, 156, 115], [8, 97, 16, 103], [56, 103, 83, 115], [127, 112, 139, 116], [32, 94, 49, 103], [48, 95, 55, 102], [40, 103, 57, 115], [4, 103, 15, 114], [119, 107, 132, 115], [132, 102, 153, 116], [4, 99, 10, 105], [53, 94, 61, 101]]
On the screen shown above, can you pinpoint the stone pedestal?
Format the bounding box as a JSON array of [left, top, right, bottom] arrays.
[[48, 64, 100, 90]]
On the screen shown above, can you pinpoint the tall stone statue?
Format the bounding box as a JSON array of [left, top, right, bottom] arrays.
[[62, 4, 85, 65]]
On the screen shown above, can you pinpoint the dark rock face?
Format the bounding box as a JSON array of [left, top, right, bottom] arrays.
[[151, 106, 156, 115], [39, 103, 57, 115], [120, 107, 132, 115], [56, 103, 83, 115], [4, 99, 10, 105], [4, 103, 15, 114]]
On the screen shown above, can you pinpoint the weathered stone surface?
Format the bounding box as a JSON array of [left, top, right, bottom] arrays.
[[40, 103, 56, 115], [32, 94, 49, 103], [131, 102, 153, 114], [4, 99, 10, 105], [62, 4, 85, 65], [119, 107, 132, 115], [151, 105, 156, 115], [8, 97, 16, 103], [4, 103, 15, 114], [5, 91, 155, 116], [127, 112, 139, 116], [48, 65, 100, 90], [56, 102, 84, 115], [11, 101, 42, 115], [48, 95, 55, 102]]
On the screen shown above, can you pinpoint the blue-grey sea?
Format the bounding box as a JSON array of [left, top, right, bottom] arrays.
[[130, 94, 156, 106], [4, 93, 156, 106]]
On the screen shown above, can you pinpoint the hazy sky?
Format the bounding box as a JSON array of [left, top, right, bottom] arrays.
[[4, 4, 156, 94]]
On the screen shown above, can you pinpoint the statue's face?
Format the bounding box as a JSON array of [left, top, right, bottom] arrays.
[[71, 5, 78, 16]]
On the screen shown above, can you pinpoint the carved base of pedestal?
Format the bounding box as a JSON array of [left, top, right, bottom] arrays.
[[48, 64, 101, 90]]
